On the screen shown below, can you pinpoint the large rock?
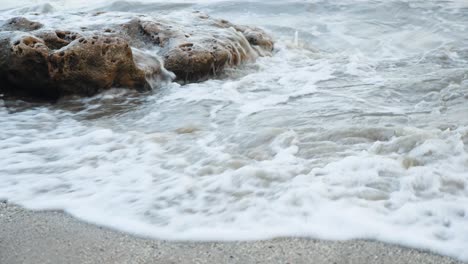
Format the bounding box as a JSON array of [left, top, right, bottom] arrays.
[[0, 12, 274, 98], [0, 17, 43, 32], [0, 32, 149, 98], [116, 13, 273, 82]]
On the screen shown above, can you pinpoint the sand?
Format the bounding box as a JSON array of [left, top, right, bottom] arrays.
[[0, 201, 463, 264]]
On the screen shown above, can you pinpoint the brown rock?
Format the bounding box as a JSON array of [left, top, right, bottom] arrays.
[[119, 18, 180, 48], [48, 35, 150, 95], [0, 13, 275, 98], [36, 30, 82, 50], [1, 17, 43, 32], [0, 32, 149, 98], [117, 13, 274, 82], [215, 19, 274, 54], [0, 33, 53, 97], [163, 41, 236, 82]]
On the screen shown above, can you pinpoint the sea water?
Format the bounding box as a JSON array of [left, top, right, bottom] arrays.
[[1, 0, 468, 261]]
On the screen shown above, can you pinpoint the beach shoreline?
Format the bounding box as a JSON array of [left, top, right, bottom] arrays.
[[0, 201, 463, 264]]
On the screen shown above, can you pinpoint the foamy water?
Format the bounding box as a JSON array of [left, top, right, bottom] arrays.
[[1, 0, 468, 261]]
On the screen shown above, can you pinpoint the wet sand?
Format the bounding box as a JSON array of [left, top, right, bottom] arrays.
[[0, 202, 463, 264]]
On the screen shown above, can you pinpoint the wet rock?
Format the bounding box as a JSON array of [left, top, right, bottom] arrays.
[[1, 17, 43, 32], [0, 32, 149, 98], [0, 33, 52, 97], [36, 30, 82, 50], [48, 35, 150, 95], [160, 39, 225, 81], [214, 18, 274, 54], [0, 12, 274, 98], [117, 13, 274, 82], [119, 18, 179, 49]]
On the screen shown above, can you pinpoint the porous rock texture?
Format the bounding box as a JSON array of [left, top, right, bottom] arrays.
[[0, 32, 150, 98], [0, 13, 274, 98], [116, 13, 274, 82]]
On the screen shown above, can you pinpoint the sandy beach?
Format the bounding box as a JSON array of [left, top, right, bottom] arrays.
[[0, 201, 463, 264]]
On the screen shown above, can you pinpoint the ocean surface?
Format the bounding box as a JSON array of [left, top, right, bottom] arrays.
[[1, 0, 468, 261]]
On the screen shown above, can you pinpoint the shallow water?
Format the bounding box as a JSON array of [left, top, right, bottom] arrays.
[[1, 0, 468, 261]]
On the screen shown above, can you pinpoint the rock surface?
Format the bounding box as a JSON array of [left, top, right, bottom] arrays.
[[0, 32, 149, 98], [0, 13, 274, 98], [0, 17, 43, 32], [116, 14, 274, 82]]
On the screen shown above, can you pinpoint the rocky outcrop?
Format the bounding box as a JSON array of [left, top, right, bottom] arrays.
[[116, 14, 273, 82], [0, 17, 43, 32], [0, 32, 149, 98], [36, 30, 82, 50], [0, 12, 274, 98]]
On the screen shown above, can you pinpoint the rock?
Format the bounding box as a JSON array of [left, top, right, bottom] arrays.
[[214, 18, 274, 54], [48, 35, 150, 95], [0, 13, 274, 98], [119, 18, 179, 49], [163, 42, 232, 82], [0, 32, 149, 98], [1, 17, 43, 32], [117, 13, 274, 82], [36, 30, 82, 50], [0, 33, 52, 97]]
